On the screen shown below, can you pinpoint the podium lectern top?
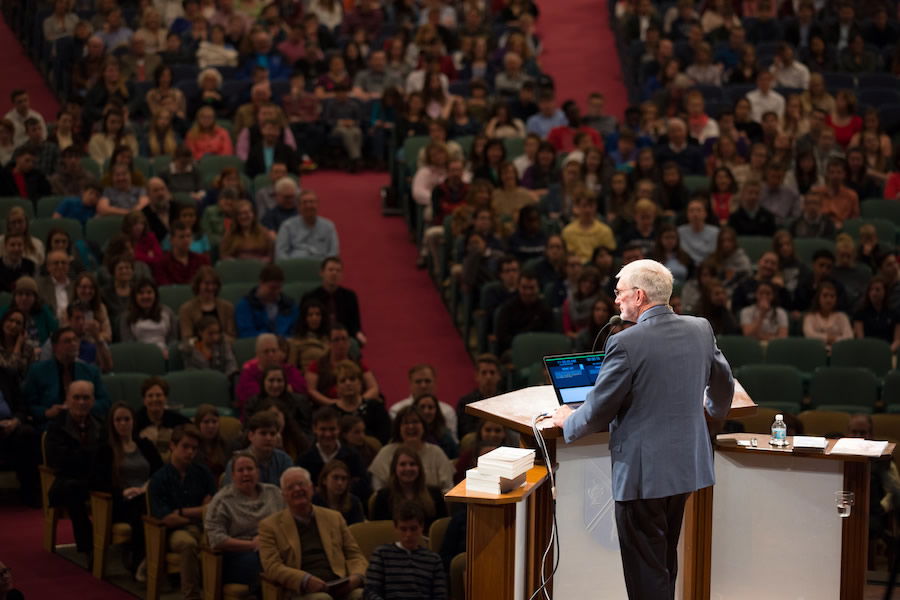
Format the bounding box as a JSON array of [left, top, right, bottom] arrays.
[[716, 433, 895, 462], [466, 382, 756, 438]]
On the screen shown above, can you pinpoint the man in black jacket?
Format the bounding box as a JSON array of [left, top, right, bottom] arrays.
[[245, 119, 300, 178], [302, 256, 366, 345], [0, 146, 51, 202], [45, 380, 102, 563]]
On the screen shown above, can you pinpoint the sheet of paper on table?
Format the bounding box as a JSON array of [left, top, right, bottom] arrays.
[[830, 438, 889, 457]]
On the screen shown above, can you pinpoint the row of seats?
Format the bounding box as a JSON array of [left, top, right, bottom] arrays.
[[736, 364, 900, 415], [717, 335, 896, 377]]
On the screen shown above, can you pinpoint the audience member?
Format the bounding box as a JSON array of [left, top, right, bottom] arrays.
[[275, 189, 340, 260], [259, 466, 368, 599], [312, 459, 366, 525], [305, 323, 380, 407], [193, 404, 229, 480], [94, 402, 163, 578], [236, 264, 299, 338], [45, 380, 102, 563], [369, 444, 448, 530], [223, 412, 294, 486], [119, 279, 177, 355], [369, 406, 454, 493], [301, 257, 365, 345], [148, 425, 217, 600], [494, 271, 554, 356]]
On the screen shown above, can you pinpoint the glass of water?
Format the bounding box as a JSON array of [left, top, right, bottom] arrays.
[[835, 491, 855, 518]]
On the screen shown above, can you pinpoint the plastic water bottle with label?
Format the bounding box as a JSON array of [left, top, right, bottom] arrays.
[[770, 414, 787, 447]]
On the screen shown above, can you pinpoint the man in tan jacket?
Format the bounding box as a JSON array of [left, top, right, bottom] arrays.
[[259, 467, 367, 599]]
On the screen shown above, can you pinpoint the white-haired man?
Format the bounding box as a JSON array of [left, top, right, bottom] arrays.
[[553, 259, 734, 599], [259, 467, 368, 599], [275, 189, 340, 260]]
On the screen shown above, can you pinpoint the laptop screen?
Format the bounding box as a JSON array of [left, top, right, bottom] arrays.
[[543, 352, 605, 406]]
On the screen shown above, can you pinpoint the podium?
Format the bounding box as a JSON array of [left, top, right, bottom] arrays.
[[451, 384, 893, 600]]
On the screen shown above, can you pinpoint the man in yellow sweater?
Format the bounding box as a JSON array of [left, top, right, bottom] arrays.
[[561, 189, 617, 262]]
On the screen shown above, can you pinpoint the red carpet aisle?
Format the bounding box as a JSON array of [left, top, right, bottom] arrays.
[[0, 20, 59, 118], [537, 0, 628, 119], [302, 171, 475, 405], [0, 505, 130, 599]]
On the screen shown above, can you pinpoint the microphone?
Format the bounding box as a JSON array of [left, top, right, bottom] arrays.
[[590, 315, 624, 352]]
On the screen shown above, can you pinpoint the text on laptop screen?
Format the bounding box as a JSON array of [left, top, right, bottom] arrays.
[[544, 353, 605, 405]]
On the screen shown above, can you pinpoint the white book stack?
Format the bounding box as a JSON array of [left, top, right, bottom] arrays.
[[465, 446, 536, 495]]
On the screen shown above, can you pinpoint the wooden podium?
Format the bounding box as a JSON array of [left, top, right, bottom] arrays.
[[453, 384, 895, 599]]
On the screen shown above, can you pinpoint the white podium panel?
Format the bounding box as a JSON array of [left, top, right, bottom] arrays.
[[555, 433, 686, 599], [711, 451, 843, 600]]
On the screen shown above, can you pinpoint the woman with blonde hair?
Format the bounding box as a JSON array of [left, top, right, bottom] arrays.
[[185, 105, 233, 160], [219, 200, 273, 262], [135, 6, 166, 53], [145, 108, 179, 156]]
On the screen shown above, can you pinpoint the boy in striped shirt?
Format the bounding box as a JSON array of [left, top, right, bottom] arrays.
[[364, 501, 447, 600]]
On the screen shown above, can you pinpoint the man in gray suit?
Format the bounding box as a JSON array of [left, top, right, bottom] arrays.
[[553, 259, 734, 599]]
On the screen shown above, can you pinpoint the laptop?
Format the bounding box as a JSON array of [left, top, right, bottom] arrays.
[[542, 352, 605, 408]]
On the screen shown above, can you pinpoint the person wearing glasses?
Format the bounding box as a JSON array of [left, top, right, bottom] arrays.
[[553, 259, 734, 600]]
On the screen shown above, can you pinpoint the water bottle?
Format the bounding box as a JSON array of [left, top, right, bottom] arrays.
[[770, 414, 787, 447]]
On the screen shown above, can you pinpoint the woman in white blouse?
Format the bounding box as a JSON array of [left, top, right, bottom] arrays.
[[120, 278, 178, 358], [740, 281, 789, 341]]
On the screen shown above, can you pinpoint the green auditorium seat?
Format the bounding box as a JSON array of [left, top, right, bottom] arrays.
[[158, 285, 192, 313], [86, 216, 124, 248], [830, 338, 893, 378], [164, 370, 233, 417], [220, 282, 252, 306], [31, 217, 83, 243], [809, 367, 879, 414], [101, 373, 148, 411], [764, 337, 827, 377], [716, 335, 764, 370], [861, 198, 900, 227], [108, 342, 166, 376], [737, 236, 771, 263], [735, 365, 804, 414], [276, 258, 322, 282], [36, 195, 67, 219], [233, 338, 257, 367], [509, 332, 572, 387], [793, 238, 835, 265], [215, 259, 263, 284], [0, 196, 33, 219], [883, 371, 900, 413]]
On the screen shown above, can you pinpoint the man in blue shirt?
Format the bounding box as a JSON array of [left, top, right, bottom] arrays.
[[275, 189, 340, 260], [525, 91, 568, 138], [235, 264, 299, 338], [52, 183, 101, 226]]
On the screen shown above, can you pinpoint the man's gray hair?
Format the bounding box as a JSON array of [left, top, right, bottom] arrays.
[[280, 466, 312, 488], [274, 177, 298, 195], [617, 259, 673, 305], [255, 333, 277, 353]]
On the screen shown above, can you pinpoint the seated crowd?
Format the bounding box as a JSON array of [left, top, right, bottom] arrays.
[[2, 0, 900, 597]]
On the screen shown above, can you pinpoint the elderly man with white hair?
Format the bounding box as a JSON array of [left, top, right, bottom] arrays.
[[262, 177, 301, 233], [553, 259, 733, 600], [654, 116, 705, 175], [275, 189, 340, 260], [259, 466, 368, 599]]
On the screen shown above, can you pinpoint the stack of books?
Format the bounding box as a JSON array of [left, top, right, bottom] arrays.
[[465, 446, 536, 494]]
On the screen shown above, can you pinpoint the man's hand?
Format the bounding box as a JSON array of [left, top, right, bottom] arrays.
[[45, 404, 65, 419], [303, 576, 327, 593], [552, 405, 574, 429]]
